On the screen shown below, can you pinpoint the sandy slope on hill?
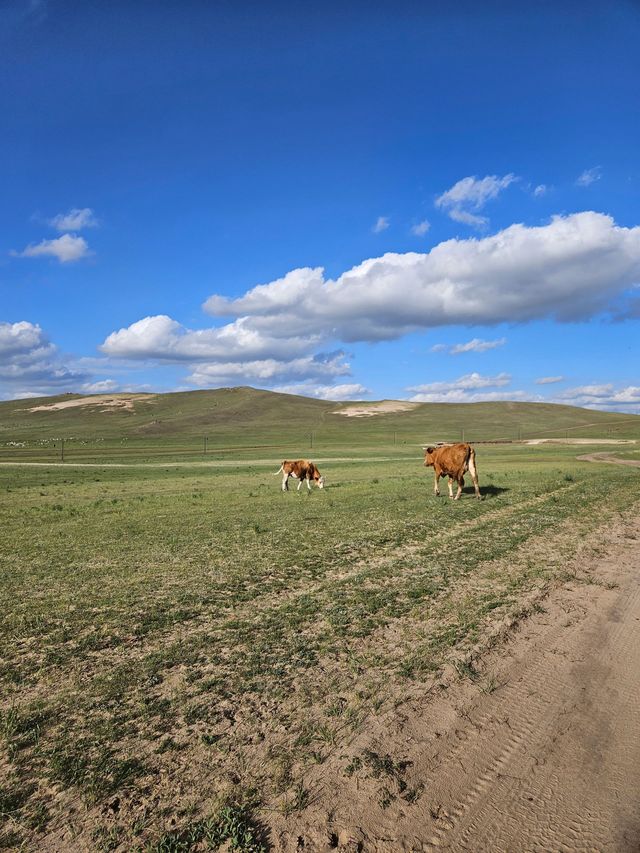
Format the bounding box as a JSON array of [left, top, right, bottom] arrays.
[[27, 394, 155, 412], [270, 484, 640, 850], [332, 402, 421, 417]]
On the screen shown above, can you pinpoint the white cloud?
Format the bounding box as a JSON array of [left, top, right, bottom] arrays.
[[372, 216, 390, 233], [202, 212, 640, 343], [101, 314, 321, 362], [408, 388, 532, 404], [99, 211, 640, 400], [411, 219, 430, 237], [82, 379, 119, 393], [49, 207, 98, 231], [409, 372, 511, 394], [450, 337, 507, 354], [430, 343, 448, 353], [535, 375, 564, 385], [0, 321, 89, 398], [533, 184, 548, 197], [15, 233, 91, 263], [576, 167, 602, 187], [447, 208, 488, 228], [406, 372, 532, 403], [272, 382, 368, 401], [554, 383, 640, 412], [0, 320, 55, 360], [186, 352, 351, 387], [435, 173, 517, 229]]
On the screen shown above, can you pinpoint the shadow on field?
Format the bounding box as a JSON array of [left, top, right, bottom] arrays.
[[475, 484, 509, 498]]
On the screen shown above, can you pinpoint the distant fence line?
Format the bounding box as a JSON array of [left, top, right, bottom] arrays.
[[0, 422, 635, 465]]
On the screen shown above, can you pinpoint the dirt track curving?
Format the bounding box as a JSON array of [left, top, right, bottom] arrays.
[[270, 456, 640, 852], [577, 451, 640, 467]]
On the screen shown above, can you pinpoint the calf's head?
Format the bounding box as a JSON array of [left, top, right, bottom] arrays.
[[423, 447, 436, 468]]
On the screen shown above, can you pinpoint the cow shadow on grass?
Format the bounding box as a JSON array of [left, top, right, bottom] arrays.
[[474, 484, 509, 498]]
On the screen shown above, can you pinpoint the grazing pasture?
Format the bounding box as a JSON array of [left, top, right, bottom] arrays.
[[1, 437, 639, 850]]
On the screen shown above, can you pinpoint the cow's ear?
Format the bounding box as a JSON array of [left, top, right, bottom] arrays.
[[425, 446, 434, 453]]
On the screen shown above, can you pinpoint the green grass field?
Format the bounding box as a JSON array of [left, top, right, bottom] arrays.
[[1, 391, 640, 850]]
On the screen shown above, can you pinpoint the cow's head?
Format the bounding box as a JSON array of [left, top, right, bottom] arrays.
[[317, 475, 325, 489], [423, 447, 436, 467]]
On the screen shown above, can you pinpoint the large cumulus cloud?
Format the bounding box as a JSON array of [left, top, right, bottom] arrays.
[[99, 212, 640, 399], [202, 212, 640, 341]]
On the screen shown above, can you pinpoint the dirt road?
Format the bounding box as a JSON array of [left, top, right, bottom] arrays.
[[272, 505, 640, 851]]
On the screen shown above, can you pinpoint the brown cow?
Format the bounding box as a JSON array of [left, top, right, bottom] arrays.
[[423, 443, 481, 500], [274, 459, 325, 492]]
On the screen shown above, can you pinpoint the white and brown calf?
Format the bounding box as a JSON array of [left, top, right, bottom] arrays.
[[274, 459, 325, 492]]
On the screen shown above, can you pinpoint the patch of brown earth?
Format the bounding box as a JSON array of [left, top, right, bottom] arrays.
[[527, 438, 636, 445], [332, 402, 421, 418], [269, 514, 640, 851], [27, 394, 156, 413]]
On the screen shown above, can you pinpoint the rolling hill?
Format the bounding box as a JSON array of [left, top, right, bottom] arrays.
[[0, 388, 638, 465]]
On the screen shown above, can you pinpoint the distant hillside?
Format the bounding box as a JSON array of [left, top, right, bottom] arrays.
[[1, 388, 639, 449]]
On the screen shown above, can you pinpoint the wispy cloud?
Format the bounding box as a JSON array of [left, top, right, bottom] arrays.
[[555, 383, 640, 412], [576, 167, 602, 187], [49, 207, 98, 231], [271, 382, 368, 401], [82, 379, 119, 393], [372, 216, 389, 233], [407, 372, 529, 403], [535, 375, 564, 385], [411, 219, 430, 237], [14, 233, 91, 263], [450, 337, 507, 354], [435, 173, 517, 229], [533, 184, 548, 197], [186, 352, 351, 387]]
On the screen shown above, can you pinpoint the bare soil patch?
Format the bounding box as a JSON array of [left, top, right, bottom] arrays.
[[268, 511, 640, 851], [526, 437, 636, 445], [27, 394, 156, 413], [332, 402, 421, 418]]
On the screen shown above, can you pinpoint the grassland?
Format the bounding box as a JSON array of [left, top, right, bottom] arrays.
[[1, 390, 640, 850], [2, 387, 640, 467]]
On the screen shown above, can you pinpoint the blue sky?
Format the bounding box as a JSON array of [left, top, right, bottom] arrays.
[[2, 0, 639, 410]]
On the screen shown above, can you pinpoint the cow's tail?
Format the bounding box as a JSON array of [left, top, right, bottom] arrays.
[[273, 463, 285, 476], [464, 444, 474, 472]]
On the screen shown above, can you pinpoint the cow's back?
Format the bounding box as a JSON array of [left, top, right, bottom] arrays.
[[434, 443, 471, 476]]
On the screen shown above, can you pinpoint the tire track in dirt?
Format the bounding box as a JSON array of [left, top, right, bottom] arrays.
[[268, 501, 640, 851], [419, 563, 640, 852], [577, 451, 640, 468]]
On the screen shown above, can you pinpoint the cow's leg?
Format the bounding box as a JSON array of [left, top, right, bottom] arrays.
[[282, 473, 289, 491], [296, 476, 304, 491], [306, 476, 312, 491], [434, 471, 440, 496], [448, 477, 455, 499], [454, 475, 464, 500], [468, 453, 481, 499]]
